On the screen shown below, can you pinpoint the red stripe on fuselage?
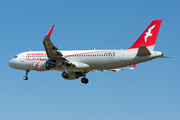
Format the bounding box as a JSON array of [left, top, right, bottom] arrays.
[[64, 50, 109, 57]]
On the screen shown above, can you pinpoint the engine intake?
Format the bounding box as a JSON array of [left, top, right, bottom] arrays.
[[62, 72, 84, 80], [32, 61, 55, 71]]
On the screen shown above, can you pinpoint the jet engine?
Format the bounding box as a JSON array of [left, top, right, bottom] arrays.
[[62, 72, 84, 80], [32, 61, 55, 71]]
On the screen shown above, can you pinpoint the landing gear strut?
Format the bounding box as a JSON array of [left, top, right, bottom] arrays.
[[23, 70, 29, 80], [61, 64, 69, 78]]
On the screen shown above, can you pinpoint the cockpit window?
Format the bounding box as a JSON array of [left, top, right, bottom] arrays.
[[14, 56, 18, 58]]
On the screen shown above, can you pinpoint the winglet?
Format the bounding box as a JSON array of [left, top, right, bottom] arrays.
[[46, 25, 55, 37], [159, 56, 171, 58]]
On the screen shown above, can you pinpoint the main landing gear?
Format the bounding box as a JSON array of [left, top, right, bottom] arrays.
[[81, 73, 88, 84], [62, 72, 69, 78], [81, 77, 89, 84], [62, 71, 89, 84], [23, 70, 29, 80]]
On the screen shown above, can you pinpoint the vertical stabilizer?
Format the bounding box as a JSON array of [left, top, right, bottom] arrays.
[[128, 20, 162, 51]]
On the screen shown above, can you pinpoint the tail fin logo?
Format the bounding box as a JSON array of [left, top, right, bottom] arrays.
[[144, 25, 155, 42]]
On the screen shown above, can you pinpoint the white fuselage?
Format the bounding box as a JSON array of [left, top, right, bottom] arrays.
[[9, 49, 163, 72]]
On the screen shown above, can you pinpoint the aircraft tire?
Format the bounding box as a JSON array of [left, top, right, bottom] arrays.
[[81, 78, 88, 84], [62, 72, 69, 78], [23, 76, 28, 80]]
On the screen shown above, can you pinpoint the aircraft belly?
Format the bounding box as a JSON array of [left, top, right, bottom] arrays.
[[67, 56, 120, 70]]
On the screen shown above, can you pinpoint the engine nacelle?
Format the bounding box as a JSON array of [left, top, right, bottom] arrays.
[[62, 72, 84, 80], [32, 61, 55, 71]]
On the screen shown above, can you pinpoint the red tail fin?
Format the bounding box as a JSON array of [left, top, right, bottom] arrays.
[[128, 20, 162, 50]]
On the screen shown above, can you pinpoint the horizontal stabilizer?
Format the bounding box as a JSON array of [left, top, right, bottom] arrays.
[[110, 64, 137, 72], [137, 46, 151, 56], [159, 56, 171, 58]]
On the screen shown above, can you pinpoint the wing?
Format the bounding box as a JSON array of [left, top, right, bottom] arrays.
[[43, 25, 92, 73], [43, 25, 74, 68], [43, 25, 63, 60]]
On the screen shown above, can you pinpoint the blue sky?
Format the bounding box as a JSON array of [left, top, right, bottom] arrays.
[[1, 0, 180, 120]]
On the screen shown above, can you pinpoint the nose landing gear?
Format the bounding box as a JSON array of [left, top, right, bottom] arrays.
[[23, 70, 29, 80]]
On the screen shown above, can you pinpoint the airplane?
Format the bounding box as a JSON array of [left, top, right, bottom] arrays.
[[8, 20, 169, 84]]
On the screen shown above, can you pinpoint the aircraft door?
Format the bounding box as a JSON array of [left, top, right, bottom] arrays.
[[20, 54, 25, 62], [120, 51, 126, 61]]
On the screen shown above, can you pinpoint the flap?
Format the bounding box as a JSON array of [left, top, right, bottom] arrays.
[[71, 62, 90, 68]]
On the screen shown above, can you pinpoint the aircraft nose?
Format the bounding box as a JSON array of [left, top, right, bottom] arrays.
[[8, 60, 12, 67], [8, 59, 15, 68]]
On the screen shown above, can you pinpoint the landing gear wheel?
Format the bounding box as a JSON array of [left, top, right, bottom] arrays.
[[62, 72, 69, 78], [23, 76, 28, 80], [23, 70, 29, 80], [81, 78, 89, 84]]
